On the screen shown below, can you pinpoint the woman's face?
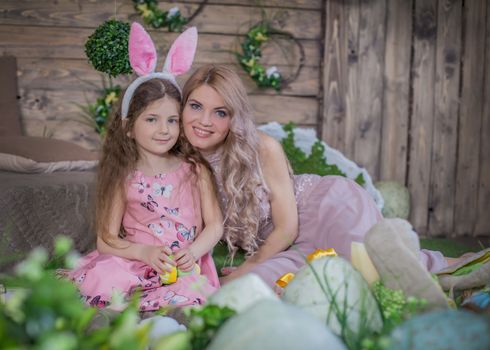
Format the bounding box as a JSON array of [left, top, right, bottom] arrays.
[[182, 84, 231, 154]]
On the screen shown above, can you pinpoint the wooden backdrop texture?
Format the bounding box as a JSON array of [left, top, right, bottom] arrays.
[[0, 0, 488, 237]]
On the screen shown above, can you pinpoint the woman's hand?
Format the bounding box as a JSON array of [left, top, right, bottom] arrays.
[[174, 248, 196, 272], [140, 245, 175, 274]]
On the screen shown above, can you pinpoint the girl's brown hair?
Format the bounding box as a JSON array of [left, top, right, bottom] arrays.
[[96, 78, 205, 244]]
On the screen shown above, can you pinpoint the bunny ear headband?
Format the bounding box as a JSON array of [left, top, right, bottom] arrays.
[[121, 22, 198, 119]]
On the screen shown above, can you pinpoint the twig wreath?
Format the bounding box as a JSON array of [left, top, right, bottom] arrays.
[[132, 0, 208, 32], [238, 21, 305, 91]]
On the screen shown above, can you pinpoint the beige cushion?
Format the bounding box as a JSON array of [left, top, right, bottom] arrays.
[[0, 153, 97, 173], [0, 136, 98, 162]]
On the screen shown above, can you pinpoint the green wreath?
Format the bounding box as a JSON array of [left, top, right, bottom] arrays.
[[133, 0, 207, 32], [237, 22, 304, 91]]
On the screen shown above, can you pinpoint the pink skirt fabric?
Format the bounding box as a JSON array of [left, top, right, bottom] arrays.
[[69, 250, 219, 310], [67, 164, 220, 310], [251, 175, 447, 287]]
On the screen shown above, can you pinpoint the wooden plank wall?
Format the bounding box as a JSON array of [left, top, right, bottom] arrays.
[[0, 0, 489, 237], [0, 0, 323, 149], [323, 0, 489, 237]]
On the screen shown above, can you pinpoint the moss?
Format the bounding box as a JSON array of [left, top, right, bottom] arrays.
[[85, 19, 132, 77], [281, 123, 365, 186]]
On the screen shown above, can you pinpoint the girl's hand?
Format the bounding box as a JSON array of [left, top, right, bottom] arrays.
[[174, 248, 196, 272], [141, 245, 175, 274]]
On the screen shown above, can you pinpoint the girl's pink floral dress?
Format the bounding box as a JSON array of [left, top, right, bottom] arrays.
[[68, 162, 219, 311]]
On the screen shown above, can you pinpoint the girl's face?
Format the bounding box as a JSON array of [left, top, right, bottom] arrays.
[[182, 84, 231, 154], [129, 96, 180, 159]]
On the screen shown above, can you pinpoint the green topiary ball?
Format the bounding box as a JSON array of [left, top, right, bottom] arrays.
[[85, 19, 132, 77]]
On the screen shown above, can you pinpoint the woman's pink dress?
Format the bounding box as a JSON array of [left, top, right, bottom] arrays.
[[68, 162, 219, 310], [205, 152, 447, 287]]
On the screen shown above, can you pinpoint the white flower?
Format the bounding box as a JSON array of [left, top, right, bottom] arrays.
[[167, 6, 180, 19], [266, 66, 280, 78]]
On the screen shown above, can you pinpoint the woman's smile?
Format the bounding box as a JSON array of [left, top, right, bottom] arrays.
[[182, 84, 231, 153]]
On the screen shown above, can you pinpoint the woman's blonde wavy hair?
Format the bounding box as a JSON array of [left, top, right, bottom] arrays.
[[97, 78, 205, 245], [182, 64, 269, 258]]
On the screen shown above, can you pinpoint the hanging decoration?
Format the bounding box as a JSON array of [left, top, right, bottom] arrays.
[[237, 21, 304, 91], [82, 18, 130, 139], [85, 19, 132, 77], [133, 0, 208, 32]]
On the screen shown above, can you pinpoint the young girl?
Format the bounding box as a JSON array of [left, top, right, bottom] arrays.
[[68, 24, 222, 311]]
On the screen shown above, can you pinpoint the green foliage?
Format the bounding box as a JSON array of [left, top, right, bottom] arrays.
[[78, 82, 121, 137], [371, 280, 427, 332], [187, 304, 236, 349], [420, 238, 481, 258], [212, 241, 245, 276], [133, 0, 188, 32], [237, 22, 282, 90], [359, 281, 429, 350], [281, 123, 366, 186], [0, 236, 150, 349], [85, 19, 132, 77], [155, 304, 236, 350]]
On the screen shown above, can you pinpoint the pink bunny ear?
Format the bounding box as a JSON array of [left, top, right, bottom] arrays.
[[163, 27, 198, 76], [128, 22, 157, 76]]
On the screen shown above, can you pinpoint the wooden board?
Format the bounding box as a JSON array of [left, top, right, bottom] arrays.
[[16, 58, 319, 97], [22, 118, 103, 151], [0, 25, 320, 67], [19, 87, 317, 131], [322, 0, 347, 150], [176, 0, 323, 10], [428, 0, 462, 236], [352, 0, 386, 179], [407, 0, 438, 235], [342, 0, 360, 161], [0, 0, 321, 40], [380, 0, 411, 183], [454, 0, 487, 236], [476, 3, 490, 236]]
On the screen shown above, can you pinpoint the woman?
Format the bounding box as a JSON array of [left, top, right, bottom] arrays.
[[180, 64, 448, 287]]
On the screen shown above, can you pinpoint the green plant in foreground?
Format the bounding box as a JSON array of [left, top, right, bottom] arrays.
[[281, 123, 366, 186], [187, 304, 236, 349], [0, 236, 150, 349], [360, 281, 428, 350], [370, 280, 427, 332], [153, 304, 236, 350]]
